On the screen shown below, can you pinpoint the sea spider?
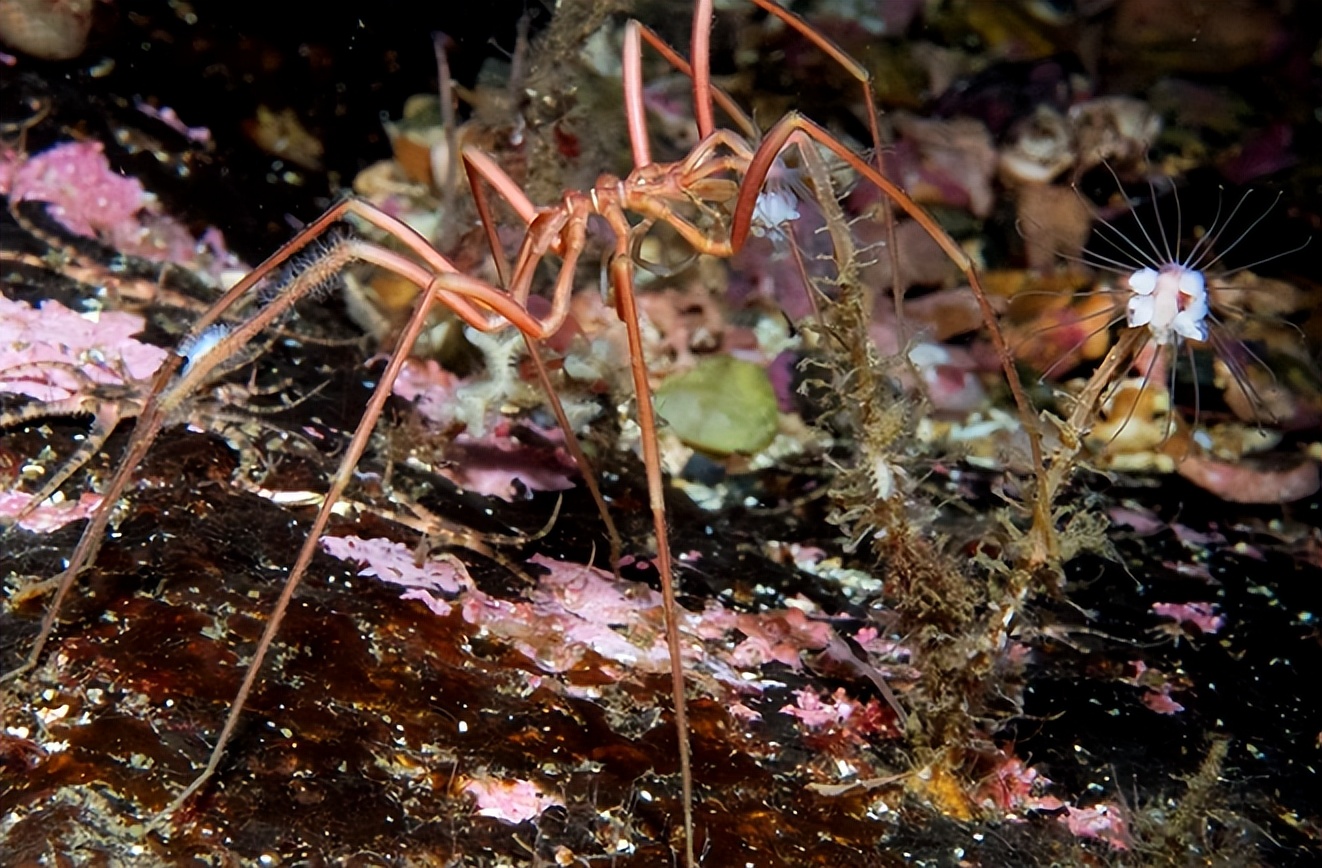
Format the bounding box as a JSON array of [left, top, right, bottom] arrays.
[[2, 3, 1059, 864]]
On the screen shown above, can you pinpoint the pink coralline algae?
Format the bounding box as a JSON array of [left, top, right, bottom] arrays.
[[461, 777, 564, 825], [0, 141, 239, 275], [318, 536, 861, 693], [1, 142, 145, 240], [389, 358, 578, 500], [1151, 601, 1225, 635], [0, 295, 165, 530], [0, 295, 169, 402], [390, 358, 461, 425], [0, 489, 103, 532], [317, 535, 472, 616]]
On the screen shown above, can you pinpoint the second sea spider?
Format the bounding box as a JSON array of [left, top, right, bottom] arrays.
[[1, 2, 1053, 863]]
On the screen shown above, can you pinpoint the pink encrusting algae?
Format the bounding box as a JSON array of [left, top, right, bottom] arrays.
[[0, 140, 241, 278], [319, 537, 865, 696], [0, 295, 169, 402], [0, 295, 167, 530], [389, 357, 579, 499], [460, 777, 565, 825], [0, 489, 103, 532]]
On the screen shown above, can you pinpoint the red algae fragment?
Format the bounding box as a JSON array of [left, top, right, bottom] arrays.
[[781, 686, 860, 728], [1124, 660, 1187, 715], [1151, 601, 1225, 635], [972, 753, 1139, 851], [1177, 454, 1320, 504], [318, 535, 473, 615], [389, 358, 578, 498], [780, 687, 896, 750], [0, 490, 102, 532], [976, 755, 1064, 813], [1061, 803, 1132, 850], [133, 99, 213, 144], [1141, 683, 1186, 715], [390, 358, 461, 422], [442, 432, 578, 500]]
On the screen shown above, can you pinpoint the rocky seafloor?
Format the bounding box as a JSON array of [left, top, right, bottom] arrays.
[[2, 1, 1320, 865]]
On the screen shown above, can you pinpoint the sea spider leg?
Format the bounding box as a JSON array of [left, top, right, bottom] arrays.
[[731, 112, 1057, 566], [462, 143, 708, 866], [0, 363, 142, 525], [688, 0, 884, 163], [440, 12, 815, 860], [693, 0, 909, 332], [460, 151, 625, 576], [1, 199, 532, 684], [627, 21, 759, 145], [146, 202, 579, 822], [3, 199, 570, 827]]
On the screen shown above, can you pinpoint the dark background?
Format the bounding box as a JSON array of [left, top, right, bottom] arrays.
[[6, 0, 541, 259]]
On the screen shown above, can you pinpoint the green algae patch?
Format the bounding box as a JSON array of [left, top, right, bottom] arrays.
[[654, 356, 779, 455]]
